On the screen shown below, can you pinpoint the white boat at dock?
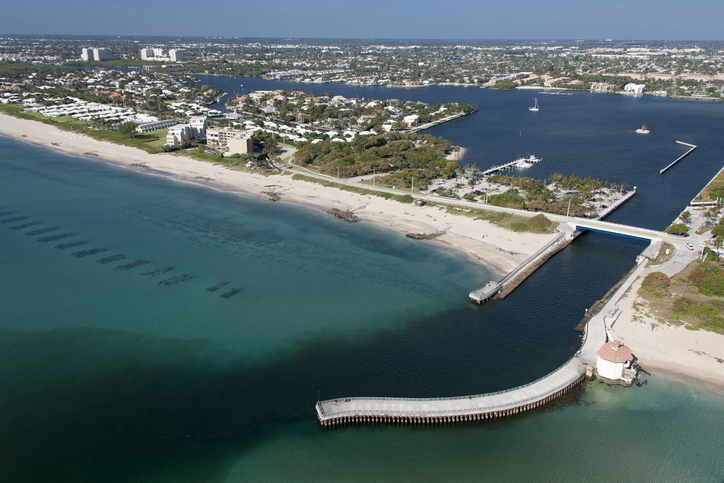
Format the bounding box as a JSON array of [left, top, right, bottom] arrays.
[[529, 98, 539, 112], [513, 155, 541, 169], [482, 155, 541, 176]]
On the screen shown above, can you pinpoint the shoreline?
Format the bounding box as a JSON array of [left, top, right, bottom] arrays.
[[3, 112, 724, 395], [609, 258, 724, 393], [0, 112, 552, 277]]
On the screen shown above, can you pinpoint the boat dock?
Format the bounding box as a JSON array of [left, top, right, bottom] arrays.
[[407, 111, 473, 133], [481, 156, 541, 177], [660, 141, 697, 175]]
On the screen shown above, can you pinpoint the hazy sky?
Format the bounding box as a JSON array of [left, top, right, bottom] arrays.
[[2, 0, 723, 40]]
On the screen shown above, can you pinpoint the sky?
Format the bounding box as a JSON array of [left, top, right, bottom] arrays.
[[1, 0, 723, 40]]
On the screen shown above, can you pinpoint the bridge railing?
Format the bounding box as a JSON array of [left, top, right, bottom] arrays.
[[317, 350, 585, 417], [498, 232, 565, 287]]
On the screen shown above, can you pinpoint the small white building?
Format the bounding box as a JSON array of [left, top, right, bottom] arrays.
[[624, 83, 645, 95], [596, 340, 637, 386]]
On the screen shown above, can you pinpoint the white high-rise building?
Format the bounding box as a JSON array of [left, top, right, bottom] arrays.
[[140, 48, 155, 60], [169, 49, 185, 62], [81, 47, 114, 61], [166, 124, 192, 147], [189, 116, 208, 140], [93, 48, 113, 61]]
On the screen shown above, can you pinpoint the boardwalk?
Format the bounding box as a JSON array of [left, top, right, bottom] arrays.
[[315, 302, 606, 426]]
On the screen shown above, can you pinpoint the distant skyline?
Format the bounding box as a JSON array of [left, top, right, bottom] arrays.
[[2, 0, 724, 41]]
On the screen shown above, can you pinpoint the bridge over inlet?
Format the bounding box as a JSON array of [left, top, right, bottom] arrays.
[[568, 219, 668, 242], [316, 216, 675, 426]]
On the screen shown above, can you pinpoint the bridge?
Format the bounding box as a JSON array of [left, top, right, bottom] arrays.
[[567, 219, 667, 242]]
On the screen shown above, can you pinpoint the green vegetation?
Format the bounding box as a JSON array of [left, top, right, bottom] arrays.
[[290, 174, 419, 204], [444, 206, 556, 234], [688, 262, 724, 297], [639, 260, 724, 333], [671, 296, 724, 331], [665, 223, 690, 236], [294, 132, 458, 185], [490, 80, 517, 90], [640, 272, 671, 298], [486, 173, 619, 217]]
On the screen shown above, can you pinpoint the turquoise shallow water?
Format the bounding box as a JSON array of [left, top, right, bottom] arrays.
[[2, 81, 724, 481], [230, 374, 724, 483]]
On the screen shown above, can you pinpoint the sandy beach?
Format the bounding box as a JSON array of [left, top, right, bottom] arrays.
[[0, 112, 554, 276], [606, 202, 724, 392], [611, 273, 724, 392]]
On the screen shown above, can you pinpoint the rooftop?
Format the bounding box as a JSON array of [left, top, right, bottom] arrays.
[[597, 340, 635, 364]]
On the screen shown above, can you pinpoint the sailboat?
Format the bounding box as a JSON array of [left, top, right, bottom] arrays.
[[529, 98, 539, 112], [635, 125, 650, 134]]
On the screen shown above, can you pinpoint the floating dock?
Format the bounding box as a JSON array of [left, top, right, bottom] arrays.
[[660, 141, 697, 175]]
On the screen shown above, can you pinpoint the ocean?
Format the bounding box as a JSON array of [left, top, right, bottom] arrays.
[[1, 83, 724, 481]]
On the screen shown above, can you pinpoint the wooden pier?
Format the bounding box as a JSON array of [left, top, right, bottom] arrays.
[[660, 141, 697, 175]]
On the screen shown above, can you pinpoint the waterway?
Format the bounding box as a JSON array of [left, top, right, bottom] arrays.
[[1, 81, 724, 481]]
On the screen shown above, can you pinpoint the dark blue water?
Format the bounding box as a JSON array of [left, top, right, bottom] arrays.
[[2, 81, 724, 481]]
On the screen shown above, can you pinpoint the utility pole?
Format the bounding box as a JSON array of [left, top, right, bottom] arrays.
[[373, 168, 375, 186]]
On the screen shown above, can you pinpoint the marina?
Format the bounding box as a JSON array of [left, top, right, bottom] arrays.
[[481, 155, 541, 176]]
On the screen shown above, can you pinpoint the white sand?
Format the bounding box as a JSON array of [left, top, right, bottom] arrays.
[[0, 112, 555, 276], [612, 267, 724, 392]]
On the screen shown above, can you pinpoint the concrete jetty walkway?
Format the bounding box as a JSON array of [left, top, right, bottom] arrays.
[[315, 304, 607, 426]]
